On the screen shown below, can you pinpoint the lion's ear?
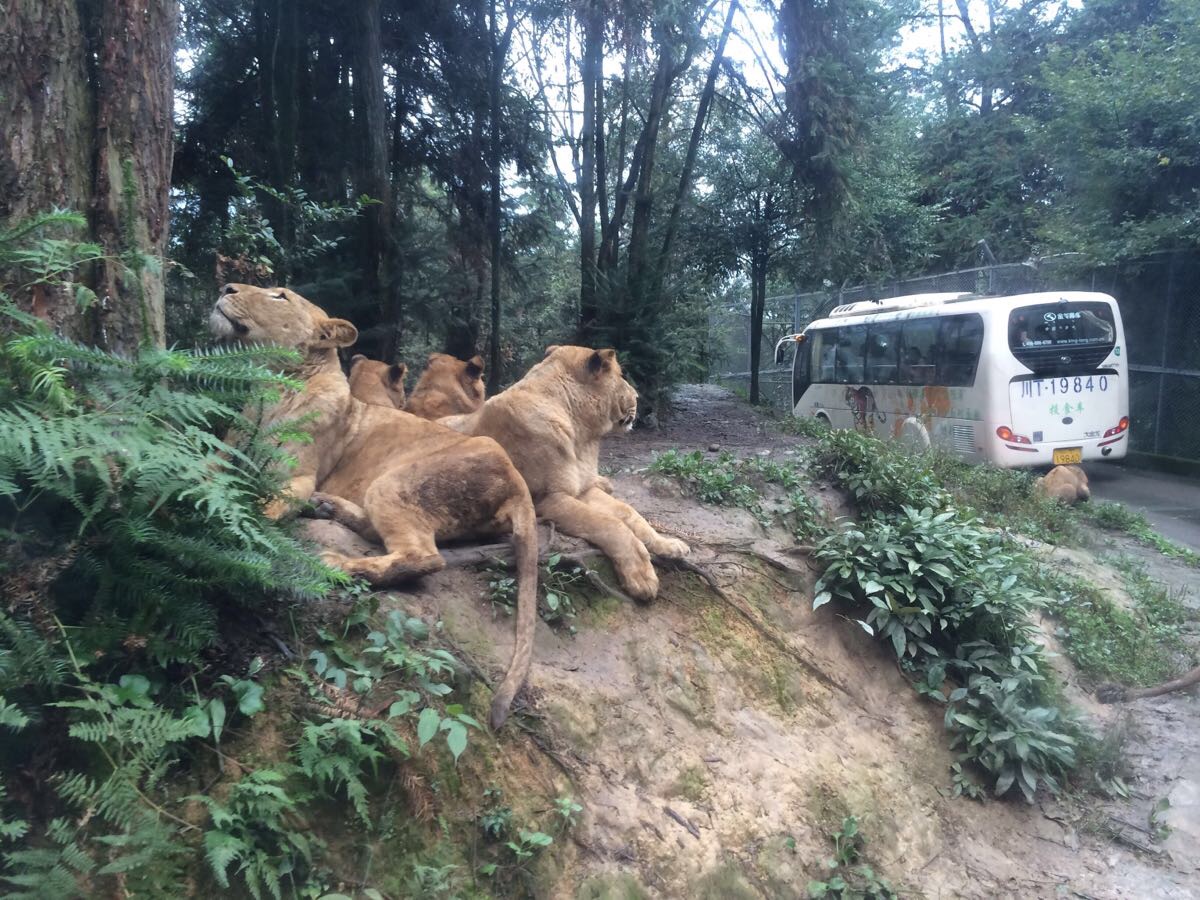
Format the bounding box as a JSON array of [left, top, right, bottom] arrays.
[[587, 348, 617, 374], [465, 356, 484, 379], [350, 354, 367, 368], [387, 363, 407, 384], [312, 317, 358, 348], [544, 345, 561, 358]]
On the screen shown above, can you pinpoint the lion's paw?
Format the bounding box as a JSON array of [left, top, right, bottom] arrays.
[[618, 562, 659, 604], [651, 536, 690, 558]]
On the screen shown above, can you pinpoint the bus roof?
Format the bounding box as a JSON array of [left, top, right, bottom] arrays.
[[812, 290, 1117, 328]]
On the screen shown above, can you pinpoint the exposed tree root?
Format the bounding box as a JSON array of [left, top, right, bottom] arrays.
[[1097, 664, 1200, 703]]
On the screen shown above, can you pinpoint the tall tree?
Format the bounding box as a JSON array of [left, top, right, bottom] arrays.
[[1, 0, 179, 353], [351, 0, 396, 358]]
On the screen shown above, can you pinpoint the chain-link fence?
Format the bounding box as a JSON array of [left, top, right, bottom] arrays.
[[710, 254, 1200, 464]]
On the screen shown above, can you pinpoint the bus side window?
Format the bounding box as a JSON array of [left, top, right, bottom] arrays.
[[939, 314, 985, 386], [811, 329, 836, 383], [836, 325, 868, 383], [867, 323, 899, 384], [899, 318, 939, 385]]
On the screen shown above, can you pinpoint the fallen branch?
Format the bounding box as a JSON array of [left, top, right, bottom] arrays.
[[1097, 664, 1200, 703], [664, 805, 701, 839]]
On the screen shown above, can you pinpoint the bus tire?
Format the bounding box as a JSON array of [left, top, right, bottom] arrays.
[[899, 416, 931, 453]]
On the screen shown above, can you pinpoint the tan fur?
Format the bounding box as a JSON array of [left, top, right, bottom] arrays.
[[1034, 464, 1090, 504], [440, 345, 689, 601], [405, 353, 486, 419], [209, 284, 536, 728], [348, 355, 407, 409]]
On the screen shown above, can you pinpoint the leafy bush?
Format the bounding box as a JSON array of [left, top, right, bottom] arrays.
[[488, 552, 589, 630], [808, 429, 950, 513]]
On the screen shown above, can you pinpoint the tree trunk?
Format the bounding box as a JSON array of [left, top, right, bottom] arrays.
[[486, 0, 513, 395], [655, 0, 737, 286], [748, 242, 767, 405], [351, 0, 395, 358], [1, 0, 177, 354], [578, 5, 601, 337]]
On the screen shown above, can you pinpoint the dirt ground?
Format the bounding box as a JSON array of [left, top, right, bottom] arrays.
[[310, 384, 1199, 898]]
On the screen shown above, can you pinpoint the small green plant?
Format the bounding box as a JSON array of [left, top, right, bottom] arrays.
[[197, 768, 319, 900], [1084, 501, 1200, 566], [1149, 797, 1172, 842], [554, 795, 583, 831], [478, 787, 513, 841], [806, 816, 897, 899], [488, 552, 588, 630], [777, 414, 831, 440]]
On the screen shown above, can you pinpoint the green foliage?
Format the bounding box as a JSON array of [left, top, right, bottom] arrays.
[[474, 785, 561, 886], [488, 552, 589, 630], [298, 608, 479, 764], [1036, 564, 1194, 687], [1083, 502, 1200, 567], [806, 816, 897, 900], [808, 424, 1081, 802], [808, 429, 950, 514], [197, 768, 318, 900], [649, 449, 825, 539]]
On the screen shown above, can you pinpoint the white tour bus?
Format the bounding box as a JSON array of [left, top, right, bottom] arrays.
[[774, 291, 1130, 467]]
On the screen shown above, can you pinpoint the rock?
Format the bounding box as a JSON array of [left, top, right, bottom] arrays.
[[708, 443, 720, 452]]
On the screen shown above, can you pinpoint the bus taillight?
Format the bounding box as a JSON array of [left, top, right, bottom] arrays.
[[996, 425, 1032, 445], [1102, 416, 1130, 438]]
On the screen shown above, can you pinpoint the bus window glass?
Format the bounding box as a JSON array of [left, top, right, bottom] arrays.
[[1008, 302, 1116, 374], [866, 323, 899, 384], [810, 330, 836, 383], [793, 336, 812, 403], [835, 325, 868, 383], [939, 314, 984, 386], [899, 318, 939, 385]]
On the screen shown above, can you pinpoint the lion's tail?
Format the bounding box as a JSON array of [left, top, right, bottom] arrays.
[[489, 482, 539, 730]]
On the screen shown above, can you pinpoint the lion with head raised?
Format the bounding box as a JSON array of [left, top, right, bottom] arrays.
[[209, 284, 536, 728], [440, 345, 689, 601]]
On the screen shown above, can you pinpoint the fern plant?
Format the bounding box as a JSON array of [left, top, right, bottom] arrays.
[[0, 211, 345, 895]]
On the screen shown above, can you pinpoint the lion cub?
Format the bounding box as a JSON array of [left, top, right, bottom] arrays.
[[440, 345, 689, 602], [348, 355, 407, 409], [405, 353, 486, 419], [1035, 465, 1090, 504]]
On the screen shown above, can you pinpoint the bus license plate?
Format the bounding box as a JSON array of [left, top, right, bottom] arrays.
[[1017, 375, 1112, 399], [1053, 447, 1083, 465]]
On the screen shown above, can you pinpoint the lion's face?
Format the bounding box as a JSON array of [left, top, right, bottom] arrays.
[[541, 345, 638, 432], [349, 356, 407, 408], [421, 353, 485, 408], [209, 283, 357, 352]]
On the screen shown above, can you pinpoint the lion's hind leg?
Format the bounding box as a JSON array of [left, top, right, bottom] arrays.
[[309, 491, 381, 543], [319, 477, 445, 587], [537, 492, 659, 602], [580, 487, 689, 558]]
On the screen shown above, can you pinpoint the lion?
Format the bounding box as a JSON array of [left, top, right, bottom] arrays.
[[209, 284, 536, 728], [439, 345, 689, 601], [404, 353, 486, 419], [1034, 464, 1090, 504], [348, 355, 407, 409]]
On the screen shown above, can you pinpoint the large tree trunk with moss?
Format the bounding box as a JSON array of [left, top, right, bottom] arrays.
[[0, 0, 177, 353]]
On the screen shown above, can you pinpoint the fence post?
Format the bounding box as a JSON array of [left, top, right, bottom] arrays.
[[1152, 254, 1177, 456]]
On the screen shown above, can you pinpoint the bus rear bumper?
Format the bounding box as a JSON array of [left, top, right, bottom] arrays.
[[992, 433, 1128, 468]]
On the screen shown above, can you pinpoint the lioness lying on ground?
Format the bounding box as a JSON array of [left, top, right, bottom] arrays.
[[440, 345, 689, 601], [348, 355, 407, 409], [404, 353, 486, 419], [1035, 464, 1090, 504], [209, 284, 536, 728]]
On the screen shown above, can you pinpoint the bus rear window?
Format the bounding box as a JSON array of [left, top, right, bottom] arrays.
[[1008, 302, 1116, 373]]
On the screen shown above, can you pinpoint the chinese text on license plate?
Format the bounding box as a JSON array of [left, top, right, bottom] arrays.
[[1053, 448, 1083, 465], [1018, 375, 1111, 398]]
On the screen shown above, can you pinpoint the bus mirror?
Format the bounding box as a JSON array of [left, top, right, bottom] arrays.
[[775, 343, 786, 365]]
